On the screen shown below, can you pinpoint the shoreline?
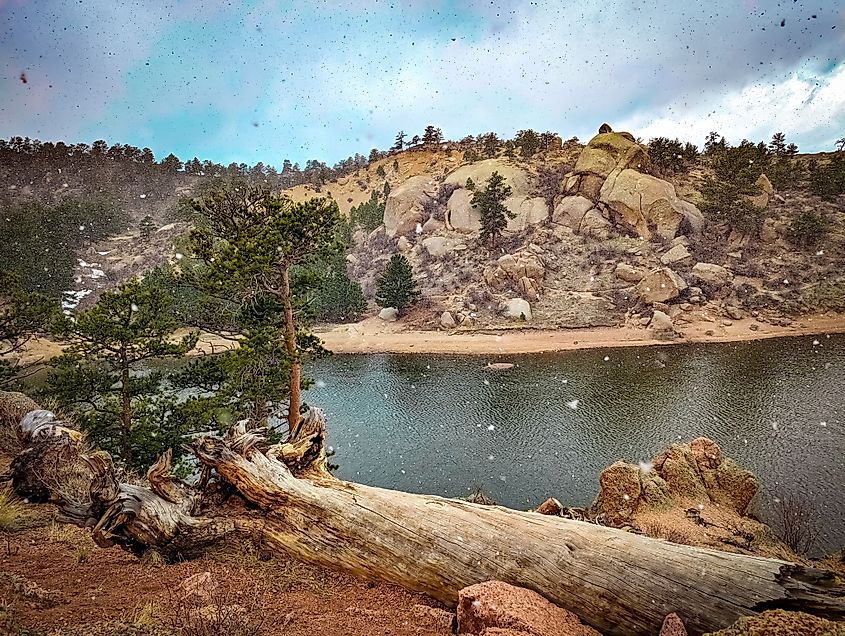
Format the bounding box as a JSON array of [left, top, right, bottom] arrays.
[[313, 314, 845, 356], [14, 314, 845, 362]]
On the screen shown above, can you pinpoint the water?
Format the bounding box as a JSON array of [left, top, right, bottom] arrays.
[[306, 334, 845, 553]]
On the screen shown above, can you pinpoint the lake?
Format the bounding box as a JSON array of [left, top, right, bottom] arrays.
[[306, 334, 845, 554]]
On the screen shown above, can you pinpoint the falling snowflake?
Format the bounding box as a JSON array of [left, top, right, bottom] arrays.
[[638, 461, 653, 473], [315, 379, 326, 388], [603, 356, 610, 362], [487, 424, 495, 431], [566, 399, 579, 410], [131, 303, 139, 312], [139, 193, 147, 199], [415, 223, 423, 234]]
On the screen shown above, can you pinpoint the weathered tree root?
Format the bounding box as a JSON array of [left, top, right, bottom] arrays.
[[6, 405, 844, 636]]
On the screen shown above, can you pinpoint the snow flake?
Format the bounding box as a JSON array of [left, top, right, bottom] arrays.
[[487, 425, 495, 431], [566, 399, 579, 410]]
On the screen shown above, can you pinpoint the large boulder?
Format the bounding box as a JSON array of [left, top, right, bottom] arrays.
[[649, 309, 675, 340], [636, 268, 687, 304], [579, 208, 612, 240], [422, 236, 467, 258], [457, 581, 601, 636], [592, 461, 642, 525], [746, 173, 774, 209], [383, 175, 437, 237], [571, 131, 650, 181], [444, 159, 531, 194], [506, 196, 549, 231], [552, 195, 594, 230], [691, 262, 732, 288], [447, 188, 480, 232], [599, 169, 700, 239], [378, 307, 398, 322], [502, 298, 532, 321]]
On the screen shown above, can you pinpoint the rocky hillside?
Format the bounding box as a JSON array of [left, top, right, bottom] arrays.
[[345, 126, 845, 335]]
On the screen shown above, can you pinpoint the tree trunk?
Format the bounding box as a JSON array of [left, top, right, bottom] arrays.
[[7, 406, 844, 636], [280, 266, 301, 436]]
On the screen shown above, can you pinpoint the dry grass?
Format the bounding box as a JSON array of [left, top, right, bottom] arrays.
[[0, 488, 37, 534], [205, 541, 333, 595], [0, 571, 65, 609], [637, 520, 694, 546]]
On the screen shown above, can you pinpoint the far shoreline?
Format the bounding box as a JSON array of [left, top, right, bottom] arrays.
[[309, 313, 845, 356]]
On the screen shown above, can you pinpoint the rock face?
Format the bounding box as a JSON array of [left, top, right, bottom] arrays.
[[457, 581, 602, 636], [383, 175, 437, 237], [502, 298, 532, 321], [590, 437, 759, 524], [552, 195, 594, 231], [570, 131, 650, 182], [691, 262, 732, 288], [636, 268, 687, 304], [422, 236, 467, 258], [443, 161, 547, 234], [599, 169, 701, 239]]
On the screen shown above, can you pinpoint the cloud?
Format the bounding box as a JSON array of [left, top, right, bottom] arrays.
[[1, 0, 844, 164], [622, 63, 845, 150]]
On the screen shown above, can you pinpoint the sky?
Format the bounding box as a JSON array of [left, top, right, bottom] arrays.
[[2, 0, 844, 167]]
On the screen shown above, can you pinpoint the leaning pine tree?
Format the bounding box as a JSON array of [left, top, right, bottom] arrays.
[[375, 254, 420, 312], [472, 171, 513, 247]]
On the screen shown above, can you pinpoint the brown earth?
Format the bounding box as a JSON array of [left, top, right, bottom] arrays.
[[0, 506, 453, 636]]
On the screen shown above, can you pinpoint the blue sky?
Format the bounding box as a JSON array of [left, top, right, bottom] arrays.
[[2, 0, 844, 167]]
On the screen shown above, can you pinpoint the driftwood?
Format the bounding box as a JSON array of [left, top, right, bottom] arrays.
[[6, 407, 844, 636]]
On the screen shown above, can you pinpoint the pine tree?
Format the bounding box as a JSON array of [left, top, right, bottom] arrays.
[[769, 132, 787, 156], [314, 255, 367, 322], [391, 131, 406, 151], [472, 171, 514, 247], [375, 254, 420, 312], [45, 278, 198, 467], [0, 270, 56, 388], [422, 125, 443, 145]]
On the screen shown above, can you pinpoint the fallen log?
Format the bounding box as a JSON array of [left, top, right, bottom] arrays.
[[6, 406, 844, 636]]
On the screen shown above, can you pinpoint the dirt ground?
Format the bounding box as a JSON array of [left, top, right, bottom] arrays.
[[0, 507, 453, 636]]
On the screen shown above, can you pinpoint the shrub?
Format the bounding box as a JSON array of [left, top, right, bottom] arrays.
[[647, 137, 699, 176], [771, 495, 819, 556], [788, 210, 828, 247], [808, 154, 845, 199]]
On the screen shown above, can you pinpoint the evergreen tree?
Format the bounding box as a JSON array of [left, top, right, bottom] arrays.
[[313, 255, 367, 323], [391, 131, 406, 151], [187, 183, 342, 434], [422, 125, 443, 145], [700, 140, 770, 232], [375, 254, 419, 312], [0, 270, 56, 388], [350, 190, 386, 232], [513, 129, 541, 157], [472, 171, 514, 246], [44, 278, 198, 467], [769, 132, 787, 156]]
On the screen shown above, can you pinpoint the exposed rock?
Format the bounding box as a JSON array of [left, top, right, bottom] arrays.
[[714, 458, 758, 515], [660, 244, 692, 266], [592, 461, 642, 525], [691, 262, 732, 288], [535, 498, 563, 516], [447, 188, 480, 232], [457, 581, 601, 636], [649, 310, 675, 339], [614, 262, 645, 283], [571, 131, 650, 181], [378, 307, 398, 322], [552, 195, 594, 230], [725, 306, 744, 321], [517, 276, 540, 301], [745, 173, 775, 209], [383, 175, 437, 237], [759, 217, 779, 243], [497, 254, 519, 276], [579, 208, 613, 240], [483, 266, 509, 291], [659, 613, 688, 636], [440, 311, 457, 329], [422, 236, 467, 258], [409, 605, 456, 632], [444, 159, 531, 194], [636, 268, 688, 304], [599, 169, 699, 239], [506, 196, 549, 231], [421, 216, 443, 235], [397, 236, 412, 253], [706, 609, 844, 636], [497, 254, 545, 282], [502, 298, 532, 321]]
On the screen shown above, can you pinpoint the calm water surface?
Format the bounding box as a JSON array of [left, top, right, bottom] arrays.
[[306, 334, 845, 553]]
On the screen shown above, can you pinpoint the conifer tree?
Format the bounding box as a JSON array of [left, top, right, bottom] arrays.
[[472, 171, 513, 247], [375, 254, 419, 312]]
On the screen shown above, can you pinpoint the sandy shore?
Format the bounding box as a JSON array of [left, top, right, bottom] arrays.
[[14, 313, 845, 363], [313, 314, 845, 355]]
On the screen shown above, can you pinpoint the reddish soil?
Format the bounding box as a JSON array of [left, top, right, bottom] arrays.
[[0, 509, 453, 636]]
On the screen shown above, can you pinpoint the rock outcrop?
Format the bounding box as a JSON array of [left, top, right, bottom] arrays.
[[590, 437, 759, 525], [501, 298, 532, 321], [636, 268, 687, 304], [383, 175, 437, 237], [691, 262, 732, 288], [457, 581, 601, 636]]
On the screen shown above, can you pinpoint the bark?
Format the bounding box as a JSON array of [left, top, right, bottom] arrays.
[[7, 407, 844, 636], [280, 265, 301, 436]]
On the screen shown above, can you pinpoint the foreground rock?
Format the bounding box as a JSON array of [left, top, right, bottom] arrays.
[[457, 581, 601, 636], [591, 437, 758, 526]]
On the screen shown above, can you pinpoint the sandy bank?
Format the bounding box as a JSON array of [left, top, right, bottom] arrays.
[[313, 313, 845, 355]]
